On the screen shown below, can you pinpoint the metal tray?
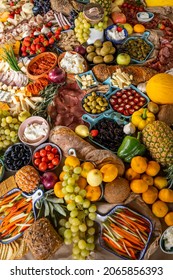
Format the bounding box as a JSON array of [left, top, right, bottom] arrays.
[[96, 205, 153, 260], [122, 31, 154, 64], [0, 188, 43, 244]]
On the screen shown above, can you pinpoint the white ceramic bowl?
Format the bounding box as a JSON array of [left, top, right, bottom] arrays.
[[160, 226, 173, 254], [137, 12, 154, 23], [18, 116, 50, 147]]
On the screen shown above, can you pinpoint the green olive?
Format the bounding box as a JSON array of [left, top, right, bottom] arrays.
[[91, 92, 97, 97], [92, 101, 97, 107], [92, 109, 97, 114]]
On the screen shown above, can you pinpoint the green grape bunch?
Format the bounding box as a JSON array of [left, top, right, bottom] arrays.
[[58, 164, 97, 260]]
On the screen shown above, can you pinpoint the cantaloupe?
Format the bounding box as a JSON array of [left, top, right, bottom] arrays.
[[146, 73, 173, 105]]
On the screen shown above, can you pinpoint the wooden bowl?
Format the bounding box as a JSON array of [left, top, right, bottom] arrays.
[[26, 52, 58, 80], [58, 51, 88, 79]]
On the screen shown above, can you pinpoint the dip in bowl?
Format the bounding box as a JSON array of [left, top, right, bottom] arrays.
[[18, 116, 50, 146]]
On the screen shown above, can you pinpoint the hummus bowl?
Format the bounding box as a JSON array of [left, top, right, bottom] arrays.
[[18, 116, 50, 147]]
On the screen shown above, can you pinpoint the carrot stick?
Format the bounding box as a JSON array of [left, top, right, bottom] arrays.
[[26, 203, 32, 214], [119, 238, 144, 250], [0, 191, 22, 205], [128, 247, 137, 260], [102, 235, 126, 253], [111, 225, 142, 244], [0, 217, 27, 233]]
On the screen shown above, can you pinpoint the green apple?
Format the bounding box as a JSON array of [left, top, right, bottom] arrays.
[[116, 53, 131, 66], [18, 111, 31, 122]]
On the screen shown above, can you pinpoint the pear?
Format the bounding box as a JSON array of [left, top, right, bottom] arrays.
[[75, 125, 89, 138]]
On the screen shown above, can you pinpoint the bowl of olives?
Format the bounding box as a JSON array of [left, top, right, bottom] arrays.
[[82, 91, 109, 116], [4, 143, 32, 172], [86, 39, 116, 65]]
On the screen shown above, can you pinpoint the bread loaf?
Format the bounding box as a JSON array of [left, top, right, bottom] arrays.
[[23, 218, 63, 260], [92, 64, 157, 84], [49, 126, 125, 176]]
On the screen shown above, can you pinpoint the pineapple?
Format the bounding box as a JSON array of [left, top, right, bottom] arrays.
[[142, 121, 173, 167], [90, 0, 112, 14]]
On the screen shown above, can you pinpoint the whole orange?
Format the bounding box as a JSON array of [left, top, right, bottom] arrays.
[[133, 24, 146, 33]]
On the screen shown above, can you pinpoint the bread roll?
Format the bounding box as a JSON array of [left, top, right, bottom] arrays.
[[49, 126, 125, 176]]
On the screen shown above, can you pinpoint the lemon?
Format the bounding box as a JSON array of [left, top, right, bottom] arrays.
[[123, 23, 133, 35]]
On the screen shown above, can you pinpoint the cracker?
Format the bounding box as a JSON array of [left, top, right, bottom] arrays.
[[6, 243, 13, 260], [0, 176, 18, 197]]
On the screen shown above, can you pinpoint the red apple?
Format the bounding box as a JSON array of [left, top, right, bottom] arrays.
[[111, 12, 126, 24]]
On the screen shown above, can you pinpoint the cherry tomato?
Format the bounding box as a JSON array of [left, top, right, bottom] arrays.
[[34, 158, 41, 166], [40, 149, 47, 157], [34, 151, 41, 158], [38, 162, 47, 172], [45, 145, 52, 151], [54, 154, 59, 158], [41, 156, 49, 163], [48, 162, 54, 169], [52, 157, 60, 166], [47, 153, 55, 161], [51, 147, 58, 154]]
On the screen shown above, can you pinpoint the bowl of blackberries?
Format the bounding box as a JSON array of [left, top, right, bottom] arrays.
[[4, 143, 32, 172]]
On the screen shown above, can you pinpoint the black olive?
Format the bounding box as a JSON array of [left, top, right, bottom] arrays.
[[18, 151, 24, 158], [16, 161, 22, 167]]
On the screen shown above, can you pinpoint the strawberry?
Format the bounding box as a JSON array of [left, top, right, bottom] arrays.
[[21, 45, 26, 52], [39, 46, 46, 53], [45, 22, 52, 27], [23, 41, 31, 47], [33, 38, 40, 44], [90, 130, 99, 137], [47, 32, 53, 38], [117, 26, 123, 32], [22, 51, 27, 57], [49, 37, 55, 44], [31, 44, 36, 51], [43, 40, 49, 47], [158, 23, 165, 30]]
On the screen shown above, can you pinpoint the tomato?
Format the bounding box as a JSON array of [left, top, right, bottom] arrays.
[[35, 43, 42, 50], [48, 162, 54, 169], [47, 153, 55, 161], [52, 157, 60, 166], [51, 147, 58, 154], [38, 162, 47, 172], [41, 156, 49, 163], [34, 151, 40, 158], [40, 149, 47, 157], [34, 158, 41, 166], [45, 145, 52, 151]]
